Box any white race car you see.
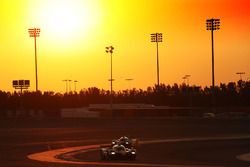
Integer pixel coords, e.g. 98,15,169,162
100,144,136,160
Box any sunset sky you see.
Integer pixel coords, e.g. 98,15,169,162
0,0,249,92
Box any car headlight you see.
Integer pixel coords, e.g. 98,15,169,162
111,152,115,155
131,151,135,154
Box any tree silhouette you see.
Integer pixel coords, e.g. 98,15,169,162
0,80,250,118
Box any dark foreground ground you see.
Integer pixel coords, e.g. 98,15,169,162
0,117,250,167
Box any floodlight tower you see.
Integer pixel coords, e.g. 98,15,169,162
206,19,220,90
62,80,68,93
28,28,40,92
236,72,245,81
74,80,78,92
183,75,191,85
151,33,163,88
105,46,114,110
68,80,72,92
125,78,133,90
206,18,220,110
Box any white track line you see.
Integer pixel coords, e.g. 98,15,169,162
28,135,250,167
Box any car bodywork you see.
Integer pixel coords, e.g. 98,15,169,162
111,136,138,148
100,144,136,160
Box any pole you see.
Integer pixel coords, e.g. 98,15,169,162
34,36,38,92
150,33,162,89
206,18,220,111
156,40,160,87
69,80,72,92
74,81,77,92
211,20,215,110
66,81,68,93
110,52,113,111
211,24,215,89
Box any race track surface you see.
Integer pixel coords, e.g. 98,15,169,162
0,118,250,167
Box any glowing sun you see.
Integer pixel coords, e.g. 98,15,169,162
37,0,101,40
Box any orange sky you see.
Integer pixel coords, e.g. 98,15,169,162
0,0,249,92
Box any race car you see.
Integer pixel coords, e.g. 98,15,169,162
100,144,136,160
111,136,138,148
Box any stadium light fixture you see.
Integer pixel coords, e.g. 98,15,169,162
151,33,163,88
28,28,41,92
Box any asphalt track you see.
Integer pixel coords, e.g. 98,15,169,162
1,118,250,167
28,135,250,167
